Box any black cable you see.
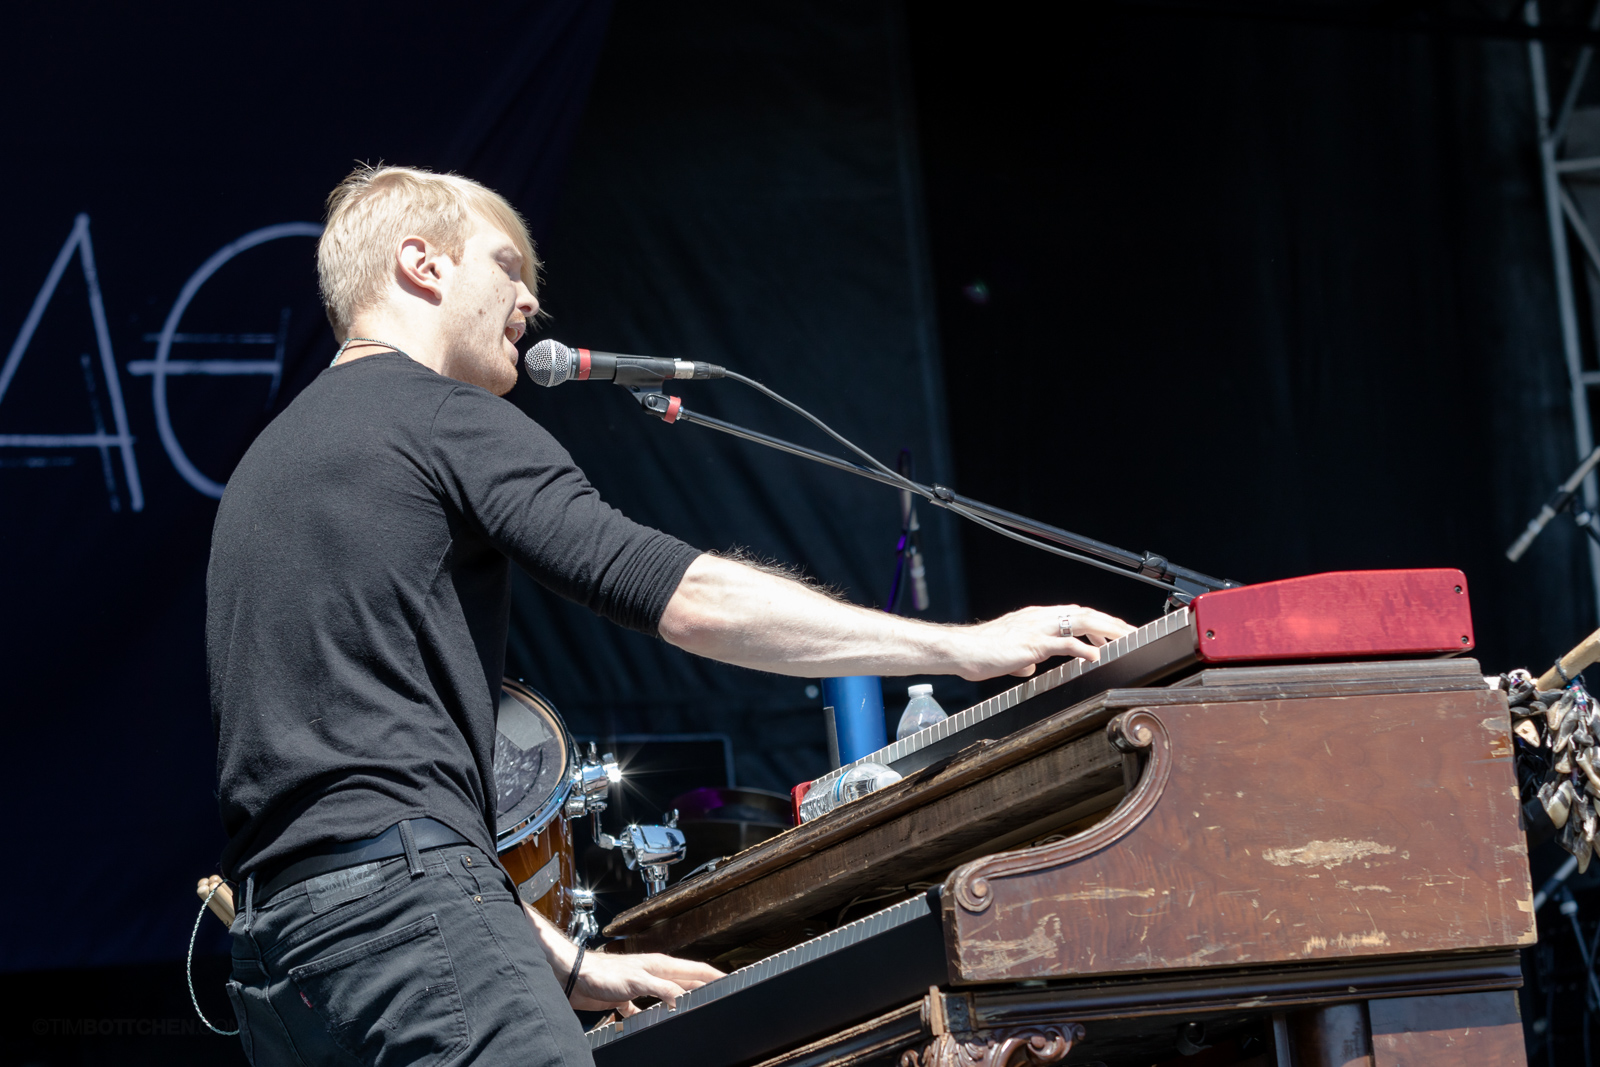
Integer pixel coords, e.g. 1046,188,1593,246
943,500,1178,591
724,370,914,490
715,373,1181,594
886,449,913,613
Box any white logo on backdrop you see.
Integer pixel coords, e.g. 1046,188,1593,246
0,214,143,511
128,222,324,498
0,216,323,509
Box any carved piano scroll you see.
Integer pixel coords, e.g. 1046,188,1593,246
943,690,1536,984
898,1024,1082,1067
951,707,1172,915
896,984,1084,1067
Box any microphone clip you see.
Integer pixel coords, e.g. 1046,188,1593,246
627,386,683,425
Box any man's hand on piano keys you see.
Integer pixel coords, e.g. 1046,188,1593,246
524,901,725,1015
565,949,726,1016
959,604,1136,680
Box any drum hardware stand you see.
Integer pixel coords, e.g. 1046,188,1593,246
567,743,621,820
568,887,600,946
621,383,1236,608
595,808,689,897
550,744,619,944
563,741,689,897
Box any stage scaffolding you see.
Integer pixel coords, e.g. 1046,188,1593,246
1526,0,1600,615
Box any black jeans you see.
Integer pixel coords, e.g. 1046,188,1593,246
227,840,593,1067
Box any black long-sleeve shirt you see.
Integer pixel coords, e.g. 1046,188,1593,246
207,353,700,878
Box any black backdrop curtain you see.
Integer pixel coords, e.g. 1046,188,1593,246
908,4,1597,681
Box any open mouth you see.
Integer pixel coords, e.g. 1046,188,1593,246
505,320,526,346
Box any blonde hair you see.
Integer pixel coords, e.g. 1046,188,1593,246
317,163,539,337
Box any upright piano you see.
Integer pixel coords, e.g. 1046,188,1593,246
588,569,1535,1067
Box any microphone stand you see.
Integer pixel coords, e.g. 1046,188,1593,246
1506,444,1600,561
620,382,1236,606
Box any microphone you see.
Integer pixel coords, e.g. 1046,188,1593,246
524,338,725,388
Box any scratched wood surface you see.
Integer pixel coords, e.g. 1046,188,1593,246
622,732,1124,956
943,689,1536,983
608,662,1488,950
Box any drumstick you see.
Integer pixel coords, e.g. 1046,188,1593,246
1538,627,1600,691
196,875,236,926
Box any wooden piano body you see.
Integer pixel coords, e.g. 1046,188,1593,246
589,571,1536,1066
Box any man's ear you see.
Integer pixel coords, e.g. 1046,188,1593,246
395,235,448,303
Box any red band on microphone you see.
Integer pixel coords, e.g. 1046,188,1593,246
663,396,682,424
577,348,592,381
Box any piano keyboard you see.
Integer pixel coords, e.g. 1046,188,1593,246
803,606,1198,807
588,890,945,1066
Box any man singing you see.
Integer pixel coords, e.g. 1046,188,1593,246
207,164,1132,1066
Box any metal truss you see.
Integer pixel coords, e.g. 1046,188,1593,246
1527,0,1600,614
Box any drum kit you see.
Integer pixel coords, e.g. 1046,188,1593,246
492,679,690,944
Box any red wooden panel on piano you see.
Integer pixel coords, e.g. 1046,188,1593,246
1192,568,1474,663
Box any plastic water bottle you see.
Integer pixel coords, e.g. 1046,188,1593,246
896,684,947,741
797,762,904,822
836,761,902,803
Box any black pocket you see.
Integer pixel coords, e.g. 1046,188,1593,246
289,914,467,1067
224,981,253,1064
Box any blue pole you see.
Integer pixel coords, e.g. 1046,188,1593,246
821,676,886,764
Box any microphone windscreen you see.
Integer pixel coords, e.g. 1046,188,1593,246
524,338,574,387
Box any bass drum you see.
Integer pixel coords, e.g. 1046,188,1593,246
493,679,577,931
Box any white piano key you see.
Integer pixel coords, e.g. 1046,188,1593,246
803,608,1192,804
588,892,935,1047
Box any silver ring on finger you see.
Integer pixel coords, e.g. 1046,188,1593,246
1058,613,1075,639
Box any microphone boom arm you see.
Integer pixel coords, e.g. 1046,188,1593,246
625,386,1235,604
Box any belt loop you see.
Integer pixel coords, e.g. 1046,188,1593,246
244,871,256,931
399,819,424,877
